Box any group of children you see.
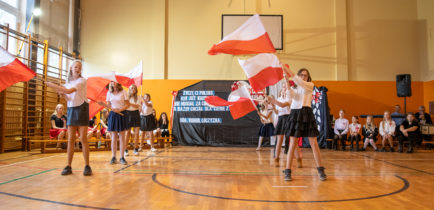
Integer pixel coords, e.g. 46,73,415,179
46,60,170,176
256,65,327,181
333,110,420,153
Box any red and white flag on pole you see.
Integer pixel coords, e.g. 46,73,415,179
205,81,257,120
238,53,283,92
116,61,143,87
0,47,36,92
87,61,143,101
208,14,276,55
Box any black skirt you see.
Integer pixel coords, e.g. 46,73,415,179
259,123,275,137
274,114,290,135
108,110,128,132
126,110,141,128
67,102,89,126
286,107,319,138
140,114,156,131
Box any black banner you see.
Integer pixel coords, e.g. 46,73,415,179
172,81,331,147
172,80,262,146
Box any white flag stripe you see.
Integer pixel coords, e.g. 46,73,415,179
87,71,117,81
118,60,143,78
0,47,15,67
238,53,281,78
220,14,266,42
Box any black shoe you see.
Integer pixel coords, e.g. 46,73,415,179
120,157,128,165
407,149,413,153
284,169,292,181
375,148,380,152
360,148,366,151
284,150,288,155
83,165,92,176
61,166,72,176
317,167,327,181
110,157,117,165
390,148,395,152
380,148,386,152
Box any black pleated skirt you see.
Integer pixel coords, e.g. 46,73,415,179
274,114,290,135
286,107,320,138
140,114,156,131
108,110,128,132
258,123,275,137
126,110,141,128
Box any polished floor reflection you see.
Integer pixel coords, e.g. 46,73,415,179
0,146,433,209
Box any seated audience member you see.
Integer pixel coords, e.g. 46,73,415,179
99,109,111,140
87,116,101,140
398,113,420,153
348,116,361,151
333,109,348,151
392,104,402,115
415,106,432,125
391,104,405,128
50,104,67,149
414,106,432,145
361,115,379,151
156,112,170,137
379,111,396,152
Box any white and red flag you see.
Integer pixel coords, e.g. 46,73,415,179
116,61,143,87
238,53,283,92
86,61,143,118
208,14,275,55
0,47,36,92
205,81,257,120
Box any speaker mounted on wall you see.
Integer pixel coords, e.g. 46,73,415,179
396,74,412,97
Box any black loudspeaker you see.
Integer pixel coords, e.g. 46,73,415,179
396,74,412,97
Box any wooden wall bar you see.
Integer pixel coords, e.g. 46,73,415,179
0,24,74,153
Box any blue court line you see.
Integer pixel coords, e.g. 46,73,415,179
152,173,410,203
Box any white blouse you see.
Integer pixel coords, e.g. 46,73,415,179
260,109,273,124
141,101,153,116
276,96,291,116
334,118,349,135
64,77,87,107
289,76,314,109
379,120,396,136
349,123,361,134
127,96,140,111
106,90,128,110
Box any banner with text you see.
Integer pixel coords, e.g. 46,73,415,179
172,80,262,146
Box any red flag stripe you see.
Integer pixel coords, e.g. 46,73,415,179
0,59,36,92
229,98,257,120
208,33,275,55
248,67,283,92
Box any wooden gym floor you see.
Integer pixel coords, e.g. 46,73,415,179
0,146,433,209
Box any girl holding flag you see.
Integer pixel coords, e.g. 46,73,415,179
268,81,303,168
125,84,141,155
278,65,326,181
46,60,92,176
140,93,157,152
98,82,130,165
